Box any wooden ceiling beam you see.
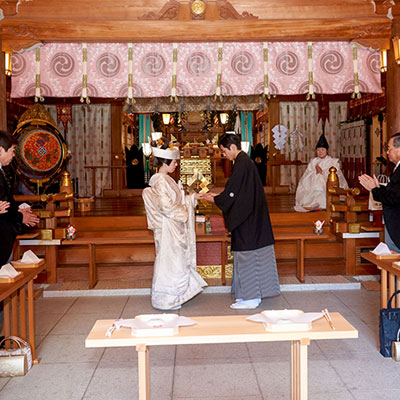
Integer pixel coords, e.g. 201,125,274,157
1,0,382,21
0,0,394,52
1,19,391,45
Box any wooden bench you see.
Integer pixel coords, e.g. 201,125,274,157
0,263,47,363
61,228,331,288
61,232,230,289
274,230,331,283
86,313,358,400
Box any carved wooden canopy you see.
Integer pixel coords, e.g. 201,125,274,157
0,0,398,52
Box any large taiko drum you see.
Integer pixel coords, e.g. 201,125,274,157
13,118,68,193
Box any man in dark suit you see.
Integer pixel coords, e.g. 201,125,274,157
359,132,400,252
0,130,39,266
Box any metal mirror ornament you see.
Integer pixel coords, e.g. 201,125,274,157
12,104,68,194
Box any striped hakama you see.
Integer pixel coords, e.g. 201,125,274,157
232,244,280,300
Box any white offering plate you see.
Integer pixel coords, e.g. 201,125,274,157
261,309,312,332
133,314,180,336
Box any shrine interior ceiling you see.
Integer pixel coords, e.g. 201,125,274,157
0,0,397,53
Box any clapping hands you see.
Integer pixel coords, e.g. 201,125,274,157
18,207,40,227
0,201,10,214
358,174,379,191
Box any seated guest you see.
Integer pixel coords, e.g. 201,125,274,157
0,130,39,266
295,133,348,211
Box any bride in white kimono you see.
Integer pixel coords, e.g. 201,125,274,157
142,138,207,310
295,133,348,211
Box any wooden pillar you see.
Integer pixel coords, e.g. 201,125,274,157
0,40,7,131
111,102,124,192
386,19,400,138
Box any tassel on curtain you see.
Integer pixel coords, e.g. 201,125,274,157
306,42,315,100
262,42,271,100
80,43,90,104
170,43,178,103
215,42,223,101
352,45,361,99
126,43,135,110
34,47,44,102
240,111,253,155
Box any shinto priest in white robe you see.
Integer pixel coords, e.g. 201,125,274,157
295,155,348,210
142,173,207,310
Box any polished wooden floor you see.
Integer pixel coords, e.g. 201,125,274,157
74,191,298,217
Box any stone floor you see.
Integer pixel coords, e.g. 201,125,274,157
1,288,399,400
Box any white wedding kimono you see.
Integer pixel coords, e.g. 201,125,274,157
295,155,348,210
142,173,207,310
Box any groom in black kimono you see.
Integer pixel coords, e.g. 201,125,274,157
202,133,280,309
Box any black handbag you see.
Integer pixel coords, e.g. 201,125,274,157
379,289,400,357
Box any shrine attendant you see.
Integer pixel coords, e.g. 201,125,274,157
295,133,348,211
202,133,280,309
142,137,207,311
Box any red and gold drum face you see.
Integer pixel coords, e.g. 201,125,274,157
13,120,67,192
19,129,62,174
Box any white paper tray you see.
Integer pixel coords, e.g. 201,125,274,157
132,314,180,337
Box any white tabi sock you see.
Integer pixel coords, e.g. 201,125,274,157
169,305,182,311
230,298,261,309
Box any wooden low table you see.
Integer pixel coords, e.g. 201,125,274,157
0,263,47,363
62,232,230,288
86,313,358,400
361,252,400,308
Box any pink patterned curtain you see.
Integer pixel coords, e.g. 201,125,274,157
46,104,112,197
278,101,347,192
11,42,381,98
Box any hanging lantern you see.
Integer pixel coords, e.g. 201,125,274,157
392,37,400,65
5,53,12,76
220,113,229,125
162,113,171,125
380,50,388,72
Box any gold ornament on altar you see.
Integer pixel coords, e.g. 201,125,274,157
180,157,211,186
191,0,205,15
187,168,210,194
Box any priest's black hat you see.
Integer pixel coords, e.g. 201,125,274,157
315,133,329,149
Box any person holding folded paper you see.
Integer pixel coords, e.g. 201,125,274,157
201,133,280,309
0,130,39,266
142,134,207,311
359,132,400,253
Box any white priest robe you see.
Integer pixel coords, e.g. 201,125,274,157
142,173,207,310
295,155,348,210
